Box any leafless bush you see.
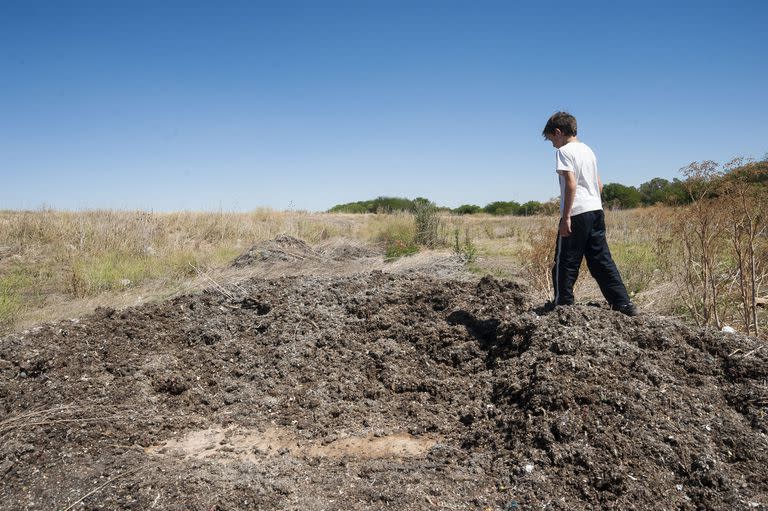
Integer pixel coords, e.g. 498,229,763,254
673,159,767,334
720,158,767,335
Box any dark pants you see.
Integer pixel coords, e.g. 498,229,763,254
551,209,631,307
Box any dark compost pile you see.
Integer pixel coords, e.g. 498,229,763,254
1,268,766,510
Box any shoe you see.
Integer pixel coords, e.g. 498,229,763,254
613,302,638,317
534,301,556,314
536,301,575,314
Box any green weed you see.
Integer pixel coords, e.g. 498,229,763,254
454,228,478,263
385,240,419,261
610,242,658,295
0,266,33,328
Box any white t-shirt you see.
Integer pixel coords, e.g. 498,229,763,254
555,141,603,216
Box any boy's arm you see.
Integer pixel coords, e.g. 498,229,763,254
560,171,577,237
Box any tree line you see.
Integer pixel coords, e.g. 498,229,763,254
328,159,767,214
328,196,557,216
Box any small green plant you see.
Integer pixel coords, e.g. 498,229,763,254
0,264,38,328
0,282,23,329
372,213,418,262
463,229,478,263
385,239,419,261
610,241,658,295
454,227,477,263
453,228,461,253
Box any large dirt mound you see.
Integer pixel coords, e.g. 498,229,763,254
1,271,766,510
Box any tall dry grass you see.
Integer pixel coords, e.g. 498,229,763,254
0,209,370,331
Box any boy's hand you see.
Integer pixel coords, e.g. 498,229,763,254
559,216,572,237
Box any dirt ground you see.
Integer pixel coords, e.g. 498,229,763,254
1,237,767,510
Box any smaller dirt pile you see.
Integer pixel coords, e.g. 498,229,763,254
231,234,322,266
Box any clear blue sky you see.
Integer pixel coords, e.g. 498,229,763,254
2,1,766,212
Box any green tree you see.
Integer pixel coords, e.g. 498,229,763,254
519,201,543,216
666,178,691,205
329,196,422,213
483,201,521,216
638,177,673,205
539,198,561,216
454,204,482,215
602,183,642,209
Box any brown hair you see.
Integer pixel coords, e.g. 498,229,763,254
542,111,577,137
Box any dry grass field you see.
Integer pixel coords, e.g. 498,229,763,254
4,205,760,337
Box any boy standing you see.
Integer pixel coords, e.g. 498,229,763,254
542,111,637,316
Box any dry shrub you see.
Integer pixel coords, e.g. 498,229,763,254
413,201,443,248
671,159,767,335
520,224,558,300
720,160,767,335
